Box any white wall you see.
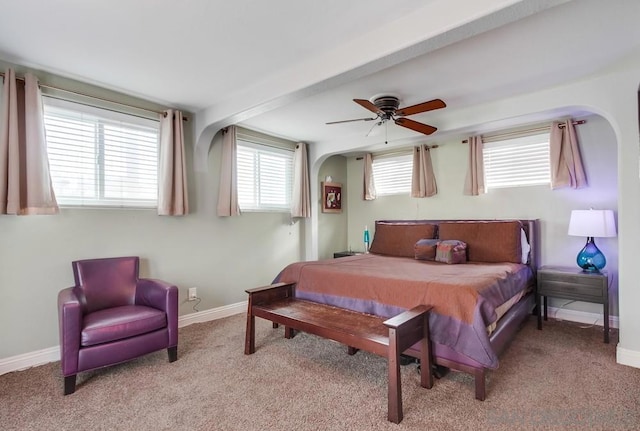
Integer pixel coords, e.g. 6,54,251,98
317,155,348,260
346,114,618,316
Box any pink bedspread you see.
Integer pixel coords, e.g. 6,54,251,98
275,254,532,368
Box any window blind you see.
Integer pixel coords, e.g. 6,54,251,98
237,140,294,211
43,98,160,207
483,133,550,189
372,153,412,196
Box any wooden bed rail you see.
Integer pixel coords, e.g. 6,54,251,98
244,282,433,424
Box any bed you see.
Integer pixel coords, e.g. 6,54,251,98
258,219,537,400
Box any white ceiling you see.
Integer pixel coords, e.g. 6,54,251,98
0,0,639,152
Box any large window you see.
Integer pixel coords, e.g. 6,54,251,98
43,98,160,208
372,153,412,196
237,139,294,212
483,132,551,190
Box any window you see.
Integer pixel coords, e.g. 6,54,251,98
237,139,294,212
43,98,160,207
372,153,412,196
483,132,550,190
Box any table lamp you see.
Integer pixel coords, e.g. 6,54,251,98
567,209,616,272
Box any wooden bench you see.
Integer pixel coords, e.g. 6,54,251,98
244,282,433,424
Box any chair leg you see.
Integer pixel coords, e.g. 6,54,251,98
64,375,76,395
168,346,178,362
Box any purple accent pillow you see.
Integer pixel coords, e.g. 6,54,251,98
435,240,467,264
414,239,440,261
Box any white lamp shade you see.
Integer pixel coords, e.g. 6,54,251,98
568,209,617,238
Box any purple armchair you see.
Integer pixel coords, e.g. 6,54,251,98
57,256,178,395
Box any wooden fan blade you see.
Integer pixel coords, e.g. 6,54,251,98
326,117,377,125
394,118,437,135
395,99,446,116
354,99,383,115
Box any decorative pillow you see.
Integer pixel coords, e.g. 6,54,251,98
435,240,467,264
369,221,437,258
438,221,522,263
414,239,440,261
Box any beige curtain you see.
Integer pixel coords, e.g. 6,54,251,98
216,125,241,216
291,142,310,218
550,120,587,189
158,109,189,215
463,135,485,196
0,69,58,215
411,145,437,197
363,153,376,200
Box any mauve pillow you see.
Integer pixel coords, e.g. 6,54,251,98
438,221,522,263
414,239,440,261
369,222,437,258
435,240,467,264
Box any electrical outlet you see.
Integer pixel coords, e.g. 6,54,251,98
188,287,197,301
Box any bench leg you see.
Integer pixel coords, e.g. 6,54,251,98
387,327,403,424
347,346,359,355
284,327,295,338
245,301,256,355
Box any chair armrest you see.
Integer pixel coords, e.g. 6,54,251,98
58,287,83,376
136,278,179,346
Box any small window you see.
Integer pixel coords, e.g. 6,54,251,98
483,133,550,190
237,140,294,212
372,153,412,196
43,98,160,208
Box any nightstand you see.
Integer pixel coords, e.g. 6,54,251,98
333,251,363,258
536,265,609,343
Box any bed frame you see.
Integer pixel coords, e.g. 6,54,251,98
244,219,538,414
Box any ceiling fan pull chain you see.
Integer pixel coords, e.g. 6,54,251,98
385,120,388,144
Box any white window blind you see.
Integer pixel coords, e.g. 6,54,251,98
372,153,412,196
43,98,159,207
483,132,550,190
237,140,294,212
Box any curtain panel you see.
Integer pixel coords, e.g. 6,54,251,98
216,125,241,216
291,142,310,218
411,145,437,198
363,153,376,200
158,109,189,215
463,135,485,196
0,69,58,215
550,120,587,189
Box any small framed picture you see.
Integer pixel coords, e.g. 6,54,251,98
321,182,342,213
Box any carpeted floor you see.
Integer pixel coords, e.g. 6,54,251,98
1,314,638,431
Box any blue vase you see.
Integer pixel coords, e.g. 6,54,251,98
576,237,606,272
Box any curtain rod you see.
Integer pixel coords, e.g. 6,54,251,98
355,144,439,160
0,71,187,121
460,119,585,143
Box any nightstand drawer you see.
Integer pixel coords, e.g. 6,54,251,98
538,272,604,288
537,279,604,301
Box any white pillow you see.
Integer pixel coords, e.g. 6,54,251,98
521,228,531,264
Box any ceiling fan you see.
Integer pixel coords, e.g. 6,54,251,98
326,95,446,137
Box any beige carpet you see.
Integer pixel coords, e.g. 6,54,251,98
1,314,638,431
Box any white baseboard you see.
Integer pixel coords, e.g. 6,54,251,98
616,346,640,368
547,306,620,328
0,346,61,376
0,300,247,376
178,300,247,328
